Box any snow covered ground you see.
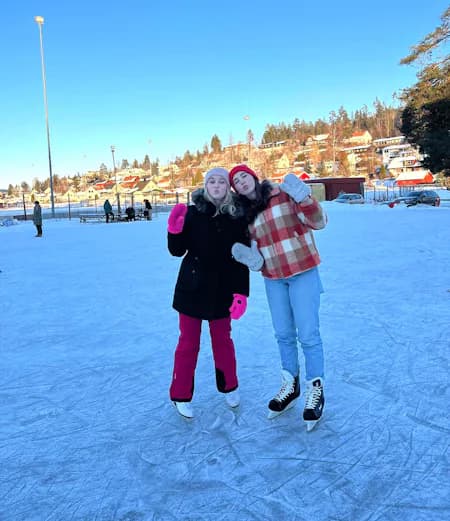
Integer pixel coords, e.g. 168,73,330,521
1,202,449,521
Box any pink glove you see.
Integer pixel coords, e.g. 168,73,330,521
229,294,247,320
168,203,188,234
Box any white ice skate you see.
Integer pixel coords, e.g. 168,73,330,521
225,389,240,408
173,401,194,419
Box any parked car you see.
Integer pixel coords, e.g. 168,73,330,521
394,190,440,207
333,193,365,204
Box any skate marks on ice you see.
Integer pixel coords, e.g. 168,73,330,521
4,367,447,520
318,294,449,517
135,399,318,520
314,376,450,521
0,360,165,521
138,392,447,521
1,210,449,520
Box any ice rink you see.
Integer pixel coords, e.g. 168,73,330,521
1,201,449,520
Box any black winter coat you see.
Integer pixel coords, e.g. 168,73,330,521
168,191,250,320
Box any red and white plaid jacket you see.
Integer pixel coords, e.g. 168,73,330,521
249,186,326,279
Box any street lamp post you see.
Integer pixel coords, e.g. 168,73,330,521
34,16,55,218
244,115,252,159
110,145,120,214
148,139,153,179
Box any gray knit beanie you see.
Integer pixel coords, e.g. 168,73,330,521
204,167,230,186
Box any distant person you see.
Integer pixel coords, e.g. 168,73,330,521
167,167,250,419
125,206,136,221
33,201,43,237
143,199,152,220
103,199,114,223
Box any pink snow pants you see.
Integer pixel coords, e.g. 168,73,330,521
169,313,238,402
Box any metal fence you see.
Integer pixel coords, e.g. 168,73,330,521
0,192,194,221
364,184,447,203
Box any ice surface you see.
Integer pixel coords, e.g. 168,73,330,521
1,202,449,520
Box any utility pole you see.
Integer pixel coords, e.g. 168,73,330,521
111,145,121,214
34,15,55,217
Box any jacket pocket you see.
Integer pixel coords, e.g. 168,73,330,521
176,258,200,292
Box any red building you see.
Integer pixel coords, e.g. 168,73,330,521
306,177,366,200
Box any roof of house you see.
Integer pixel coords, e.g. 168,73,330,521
388,156,421,169
306,134,329,142
341,145,371,152
94,180,115,191
395,170,433,182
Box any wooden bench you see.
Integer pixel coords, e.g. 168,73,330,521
79,214,105,223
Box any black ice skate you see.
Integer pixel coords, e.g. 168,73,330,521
303,377,324,431
267,370,300,419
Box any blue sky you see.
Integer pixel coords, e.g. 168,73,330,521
1,0,448,187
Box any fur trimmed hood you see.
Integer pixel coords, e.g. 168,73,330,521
236,179,275,224
191,188,216,215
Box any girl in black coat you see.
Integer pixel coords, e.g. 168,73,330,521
168,168,250,418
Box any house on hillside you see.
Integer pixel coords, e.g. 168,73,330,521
259,140,287,150
387,154,423,176
29,189,45,203
381,142,435,186
395,170,434,186
135,180,159,196
87,181,114,202
322,160,338,175
304,134,329,146
274,152,291,172
381,143,421,167
156,175,173,190
119,175,141,191
372,136,405,149
340,145,372,175
269,169,311,184
266,153,293,182
93,180,115,191
343,130,372,146
61,188,84,203
0,189,8,201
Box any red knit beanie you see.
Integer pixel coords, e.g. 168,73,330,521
229,164,259,188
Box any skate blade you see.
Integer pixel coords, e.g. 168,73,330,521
176,411,194,420
225,395,241,409
267,398,298,419
305,417,321,431
177,410,194,421
173,403,194,420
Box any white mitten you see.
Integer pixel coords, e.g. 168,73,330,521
280,173,311,203
232,240,264,271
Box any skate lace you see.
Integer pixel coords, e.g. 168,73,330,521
275,381,293,401
305,385,322,409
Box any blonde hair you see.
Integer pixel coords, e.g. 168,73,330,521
203,188,237,217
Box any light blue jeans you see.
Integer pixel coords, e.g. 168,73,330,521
264,267,324,380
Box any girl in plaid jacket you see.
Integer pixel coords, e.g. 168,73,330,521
230,164,327,431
